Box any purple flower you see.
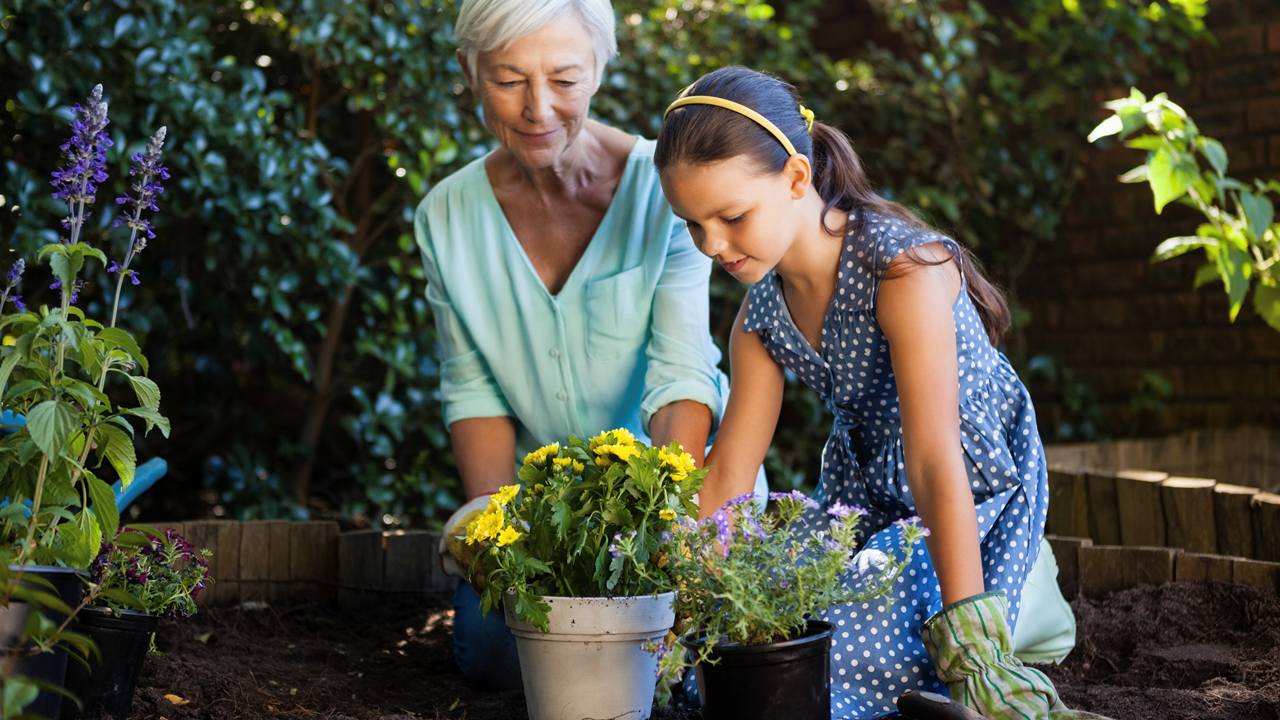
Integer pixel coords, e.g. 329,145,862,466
769,490,819,510
780,579,789,588
5,259,24,288
710,509,732,554
608,544,621,558
724,493,755,509
8,296,23,310
106,261,141,286
826,501,862,519
113,126,167,242
50,278,84,304
50,85,112,208
894,517,931,537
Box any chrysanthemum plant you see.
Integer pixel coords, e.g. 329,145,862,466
638,492,928,691
0,85,170,571
464,429,706,632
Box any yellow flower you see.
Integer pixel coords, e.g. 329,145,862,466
523,442,561,466
590,427,635,450
659,509,677,521
553,457,572,469
572,460,585,473
601,443,638,462
465,508,504,543
659,448,696,481
492,485,519,507
595,456,612,467
496,526,523,547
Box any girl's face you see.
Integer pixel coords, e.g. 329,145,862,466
660,155,809,285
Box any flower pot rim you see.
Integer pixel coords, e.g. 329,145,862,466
6,564,89,577
80,604,158,620
681,618,834,655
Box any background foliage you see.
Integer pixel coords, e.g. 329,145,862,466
0,0,1205,525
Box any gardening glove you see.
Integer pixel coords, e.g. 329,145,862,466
438,494,493,587
921,591,1113,720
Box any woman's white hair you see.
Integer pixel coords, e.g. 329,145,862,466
456,0,617,83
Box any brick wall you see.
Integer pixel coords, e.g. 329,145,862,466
1019,0,1280,436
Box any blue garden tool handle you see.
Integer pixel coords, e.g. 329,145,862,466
113,457,167,511
0,408,26,435
1,410,167,511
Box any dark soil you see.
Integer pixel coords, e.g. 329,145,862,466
123,581,1280,720
1040,582,1280,720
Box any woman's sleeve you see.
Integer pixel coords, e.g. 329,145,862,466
640,222,726,434
414,197,513,427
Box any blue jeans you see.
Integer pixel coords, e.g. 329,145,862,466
452,582,523,691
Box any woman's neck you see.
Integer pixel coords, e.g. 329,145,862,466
492,121,627,201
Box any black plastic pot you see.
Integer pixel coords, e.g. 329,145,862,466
683,620,834,720
0,565,88,720
61,606,160,720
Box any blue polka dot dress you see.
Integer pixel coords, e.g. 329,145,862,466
742,210,1050,719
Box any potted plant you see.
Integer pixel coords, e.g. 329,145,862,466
0,84,170,718
60,525,210,720
462,428,705,720
638,491,927,720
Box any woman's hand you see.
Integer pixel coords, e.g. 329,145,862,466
700,297,784,519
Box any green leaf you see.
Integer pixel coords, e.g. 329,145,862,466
1148,152,1188,213
1254,284,1280,333
123,407,170,438
84,471,119,540
1199,137,1228,175
0,348,22,396
97,422,136,489
2,674,41,717
1216,243,1252,321
95,328,149,374
1239,191,1275,241
1124,136,1165,151
47,251,84,297
127,376,161,410
1087,114,1123,142
1118,165,1149,184
3,378,47,403
1193,263,1222,290
26,400,78,460
1152,236,1214,262
60,379,106,410
53,513,100,570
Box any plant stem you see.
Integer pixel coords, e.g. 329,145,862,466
109,228,139,328
23,455,50,551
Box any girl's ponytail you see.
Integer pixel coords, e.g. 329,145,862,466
657,66,1012,347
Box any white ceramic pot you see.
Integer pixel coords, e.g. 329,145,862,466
504,591,676,720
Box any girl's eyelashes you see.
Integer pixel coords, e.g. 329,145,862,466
685,220,702,231
725,214,745,225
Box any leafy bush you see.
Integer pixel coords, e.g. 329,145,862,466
0,0,1207,523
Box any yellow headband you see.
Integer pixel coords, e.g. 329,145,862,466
663,96,811,157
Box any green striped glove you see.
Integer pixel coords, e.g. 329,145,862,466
921,591,1075,720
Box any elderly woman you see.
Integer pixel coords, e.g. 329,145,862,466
416,0,729,690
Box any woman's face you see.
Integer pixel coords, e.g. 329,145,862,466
462,13,599,171
660,155,807,285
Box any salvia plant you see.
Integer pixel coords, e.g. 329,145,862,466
640,492,926,700
1089,89,1280,332
464,429,706,631
0,84,171,570
88,527,212,625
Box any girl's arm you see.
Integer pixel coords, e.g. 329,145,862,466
877,242,986,606
699,296,785,518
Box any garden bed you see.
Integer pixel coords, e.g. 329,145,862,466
125,582,1279,720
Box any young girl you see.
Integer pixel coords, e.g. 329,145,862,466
656,66,1080,719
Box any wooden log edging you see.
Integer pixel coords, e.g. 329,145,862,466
1046,468,1279,561
1047,534,1280,600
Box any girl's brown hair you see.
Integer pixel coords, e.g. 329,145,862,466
654,66,1010,346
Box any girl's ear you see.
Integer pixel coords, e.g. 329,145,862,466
783,154,813,200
